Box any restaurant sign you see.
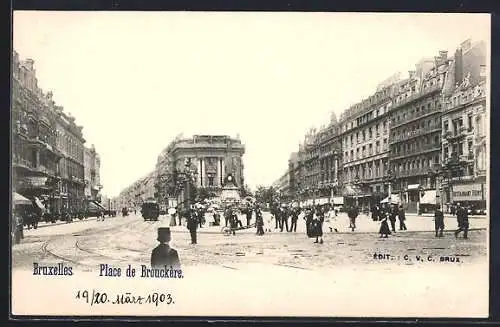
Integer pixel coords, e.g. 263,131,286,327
20,176,48,187
452,183,485,202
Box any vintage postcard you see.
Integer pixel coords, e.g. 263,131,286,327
11,11,490,318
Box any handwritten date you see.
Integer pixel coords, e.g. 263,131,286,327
75,289,174,306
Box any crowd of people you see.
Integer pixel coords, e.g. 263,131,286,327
163,199,473,246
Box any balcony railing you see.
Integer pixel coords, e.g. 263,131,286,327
12,156,34,169
444,126,469,141
393,168,431,178
390,125,441,144
391,143,441,160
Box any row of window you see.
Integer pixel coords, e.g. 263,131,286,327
344,139,388,162
390,155,440,173
343,159,389,181
343,121,389,149
391,98,441,126
391,118,441,139
391,135,441,155
342,103,390,133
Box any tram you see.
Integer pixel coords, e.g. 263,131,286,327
141,198,160,221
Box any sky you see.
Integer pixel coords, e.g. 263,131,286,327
12,12,490,197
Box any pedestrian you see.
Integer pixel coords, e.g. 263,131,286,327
224,206,232,227
187,206,198,244
347,205,358,232
245,206,252,226
272,204,280,230
326,206,339,233
290,206,299,232
151,227,181,270
398,205,407,230
434,205,444,237
388,204,397,233
255,208,264,236
311,212,324,244
454,203,469,239
280,205,290,232
378,209,391,238
265,207,273,232
305,208,314,237
371,205,379,221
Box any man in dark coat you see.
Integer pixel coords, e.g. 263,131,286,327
255,208,264,235
280,205,289,232
398,205,407,230
151,227,181,269
347,205,358,232
434,205,445,237
245,206,253,226
187,206,199,244
290,206,299,232
454,203,469,239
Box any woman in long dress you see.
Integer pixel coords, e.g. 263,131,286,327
378,209,391,238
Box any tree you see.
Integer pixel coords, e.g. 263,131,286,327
240,184,253,198
255,185,278,204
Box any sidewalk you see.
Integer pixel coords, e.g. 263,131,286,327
406,212,487,219
161,212,488,235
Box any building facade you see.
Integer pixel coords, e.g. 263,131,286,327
12,50,99,214
388,51,452,213
84,145,102,202
441,80,487,211
340,84,393,208
116,171,156,209
154,134,245,205
277,38,488,213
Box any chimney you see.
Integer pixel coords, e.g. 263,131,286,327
23,58,34,70
461,39,472,52
439,50,448,60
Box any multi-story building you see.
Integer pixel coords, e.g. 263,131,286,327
272,170,290,198
84,144,102,202
316,112,343,199
154,134,245,206
387,51,452,213
389,40,486,213
116,171,156,209
12,50,93,214
283,112,342,205
339,83,394,209
278,39,488,213
439,39,487,212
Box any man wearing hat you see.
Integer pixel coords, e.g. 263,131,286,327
187,205,199,244
151,227,181,269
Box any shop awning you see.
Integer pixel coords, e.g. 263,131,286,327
381,194,401,204
420,190,437,204
342,185,371,197
407,184,420,190
13,192,31,206
88,201,104,211
332,197,344,205
33,196,46,212
91,201,106,210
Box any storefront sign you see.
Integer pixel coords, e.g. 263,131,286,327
21,177,48,187
452,183,484,201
